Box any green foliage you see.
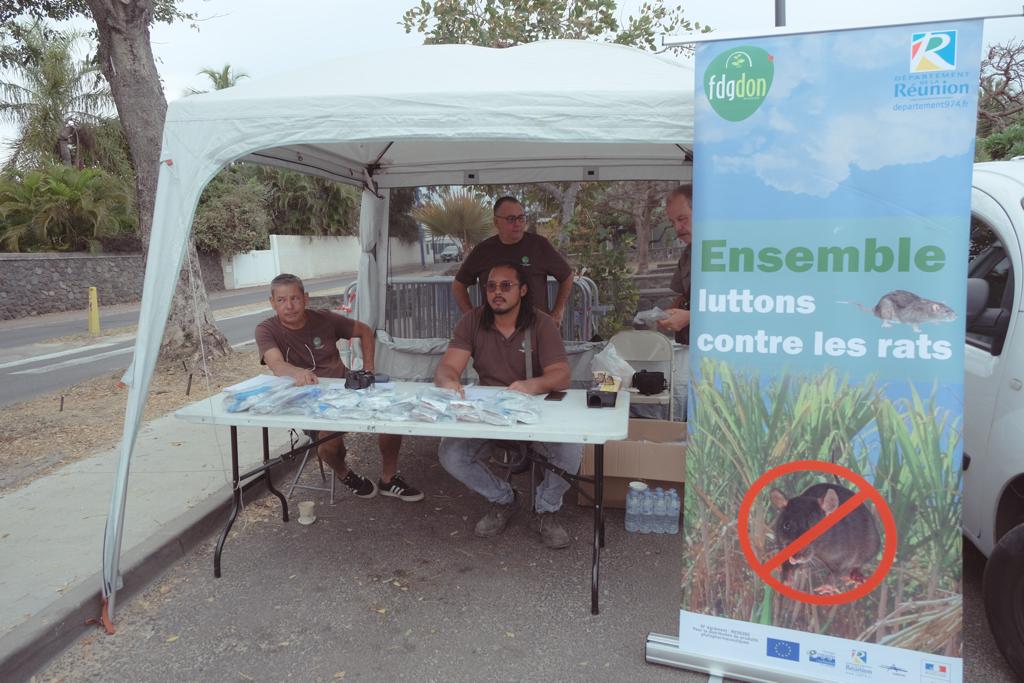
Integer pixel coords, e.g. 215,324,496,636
0,20,125,172
389,186,420,243
401,0,708,52
191,166,271,255
0,163,134,252
258,166,361,237
978,122,1024,161
185,63,249,96
0,1,195,68
411,188,492,249
566,208,637,338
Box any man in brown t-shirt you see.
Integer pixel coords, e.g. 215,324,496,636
255,273,423,502
657,185,692,344
453,196,574,326
435,262,581,549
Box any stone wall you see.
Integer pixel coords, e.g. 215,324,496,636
0,252,225,320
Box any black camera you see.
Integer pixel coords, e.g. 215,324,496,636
632,370,667,396
344,370,376,390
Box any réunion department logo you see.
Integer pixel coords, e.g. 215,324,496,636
910,30,957,72
703,46,774,122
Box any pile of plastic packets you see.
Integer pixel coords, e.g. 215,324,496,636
223,377,543,426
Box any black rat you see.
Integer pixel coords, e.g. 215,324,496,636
841,289,955,332
769,483,881,595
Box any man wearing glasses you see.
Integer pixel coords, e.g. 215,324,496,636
255,273,424,502
435,263,580,549
453,196,574,326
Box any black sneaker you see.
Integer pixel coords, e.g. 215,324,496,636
378,473,425,502
339,469,377,498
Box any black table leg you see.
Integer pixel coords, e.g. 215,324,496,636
262,427,289,522
214,426,242,579
592,443,605,615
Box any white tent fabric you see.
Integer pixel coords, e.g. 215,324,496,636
102,39,696,615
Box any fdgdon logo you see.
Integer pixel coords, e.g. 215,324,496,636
703,46,774,121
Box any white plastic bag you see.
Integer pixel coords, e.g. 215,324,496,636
591,343,635,380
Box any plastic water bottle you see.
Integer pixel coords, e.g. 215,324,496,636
639,488,654,534
653,489,667,533
667,488,681,534
625,481,647,533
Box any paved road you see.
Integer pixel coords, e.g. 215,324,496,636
35,441,1019,682
0,274,360,408
0,273,358,350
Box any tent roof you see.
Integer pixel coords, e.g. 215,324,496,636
165,40,696,188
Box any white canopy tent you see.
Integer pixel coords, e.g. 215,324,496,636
101,39,696,617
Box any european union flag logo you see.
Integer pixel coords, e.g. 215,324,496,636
766,638,800,662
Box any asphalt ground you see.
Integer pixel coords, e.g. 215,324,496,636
34,433,1021,683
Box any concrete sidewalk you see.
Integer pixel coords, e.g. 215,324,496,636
0,406,296,677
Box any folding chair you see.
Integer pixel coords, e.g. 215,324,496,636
608,329,675,420
286,429,337,504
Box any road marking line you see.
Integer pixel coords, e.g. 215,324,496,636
11,347,133,374
0,340,123,370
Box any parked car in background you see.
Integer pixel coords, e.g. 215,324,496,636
439,245,462,262
964,159,1024,678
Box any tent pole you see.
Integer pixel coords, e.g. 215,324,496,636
775,0,786,27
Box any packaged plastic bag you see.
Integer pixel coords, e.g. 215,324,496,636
633,306,668,330
250,385,322,415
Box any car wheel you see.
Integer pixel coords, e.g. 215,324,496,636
983,521,1024,679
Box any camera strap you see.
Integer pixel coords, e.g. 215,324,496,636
523,325,533,381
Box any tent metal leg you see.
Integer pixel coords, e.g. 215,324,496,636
214,426,242,579
261,427,289,522
591,443,604,615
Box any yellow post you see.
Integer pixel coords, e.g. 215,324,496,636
88,286,101,336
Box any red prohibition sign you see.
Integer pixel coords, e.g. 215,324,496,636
737,460,898,606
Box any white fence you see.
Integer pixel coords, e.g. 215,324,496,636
222,235,422,290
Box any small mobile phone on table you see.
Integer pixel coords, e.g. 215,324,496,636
544,391,567,401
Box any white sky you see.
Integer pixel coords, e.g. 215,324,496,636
147,0,1024,100
4,0,1024,157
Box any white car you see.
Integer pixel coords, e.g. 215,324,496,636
438,245,462,262
965,160,1024,678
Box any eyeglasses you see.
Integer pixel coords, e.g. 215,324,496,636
485,280,519,293
495,214,527,224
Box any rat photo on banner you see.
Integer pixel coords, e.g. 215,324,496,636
679,21,981,683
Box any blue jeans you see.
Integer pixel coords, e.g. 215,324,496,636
438,438,583,513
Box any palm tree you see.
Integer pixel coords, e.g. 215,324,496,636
186,64,249,95
0,21,117,170
411,189,492,251
0,164,134,252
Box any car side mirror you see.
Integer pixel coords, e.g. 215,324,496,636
966,277,990,326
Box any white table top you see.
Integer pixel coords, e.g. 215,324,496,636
175,380,630,445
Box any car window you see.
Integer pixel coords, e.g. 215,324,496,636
968,216,1014,354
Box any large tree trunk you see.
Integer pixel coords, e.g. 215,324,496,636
86,0,229,365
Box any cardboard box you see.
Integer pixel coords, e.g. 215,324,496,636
577,419,686,508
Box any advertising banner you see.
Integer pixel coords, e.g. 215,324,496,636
680,21,981,682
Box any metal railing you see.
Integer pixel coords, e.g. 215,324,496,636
344,276,607,342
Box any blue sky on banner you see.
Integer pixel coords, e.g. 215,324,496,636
695,23,982,221
690,23,980,385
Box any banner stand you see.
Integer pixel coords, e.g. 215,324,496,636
646,633,825,683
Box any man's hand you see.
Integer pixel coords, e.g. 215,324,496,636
507,379,538,395
657,308,691,333
437,377,465,398
550,308,564,327
290,368,319,386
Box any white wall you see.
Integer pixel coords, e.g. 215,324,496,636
222,249,275,289
222,235,422,290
